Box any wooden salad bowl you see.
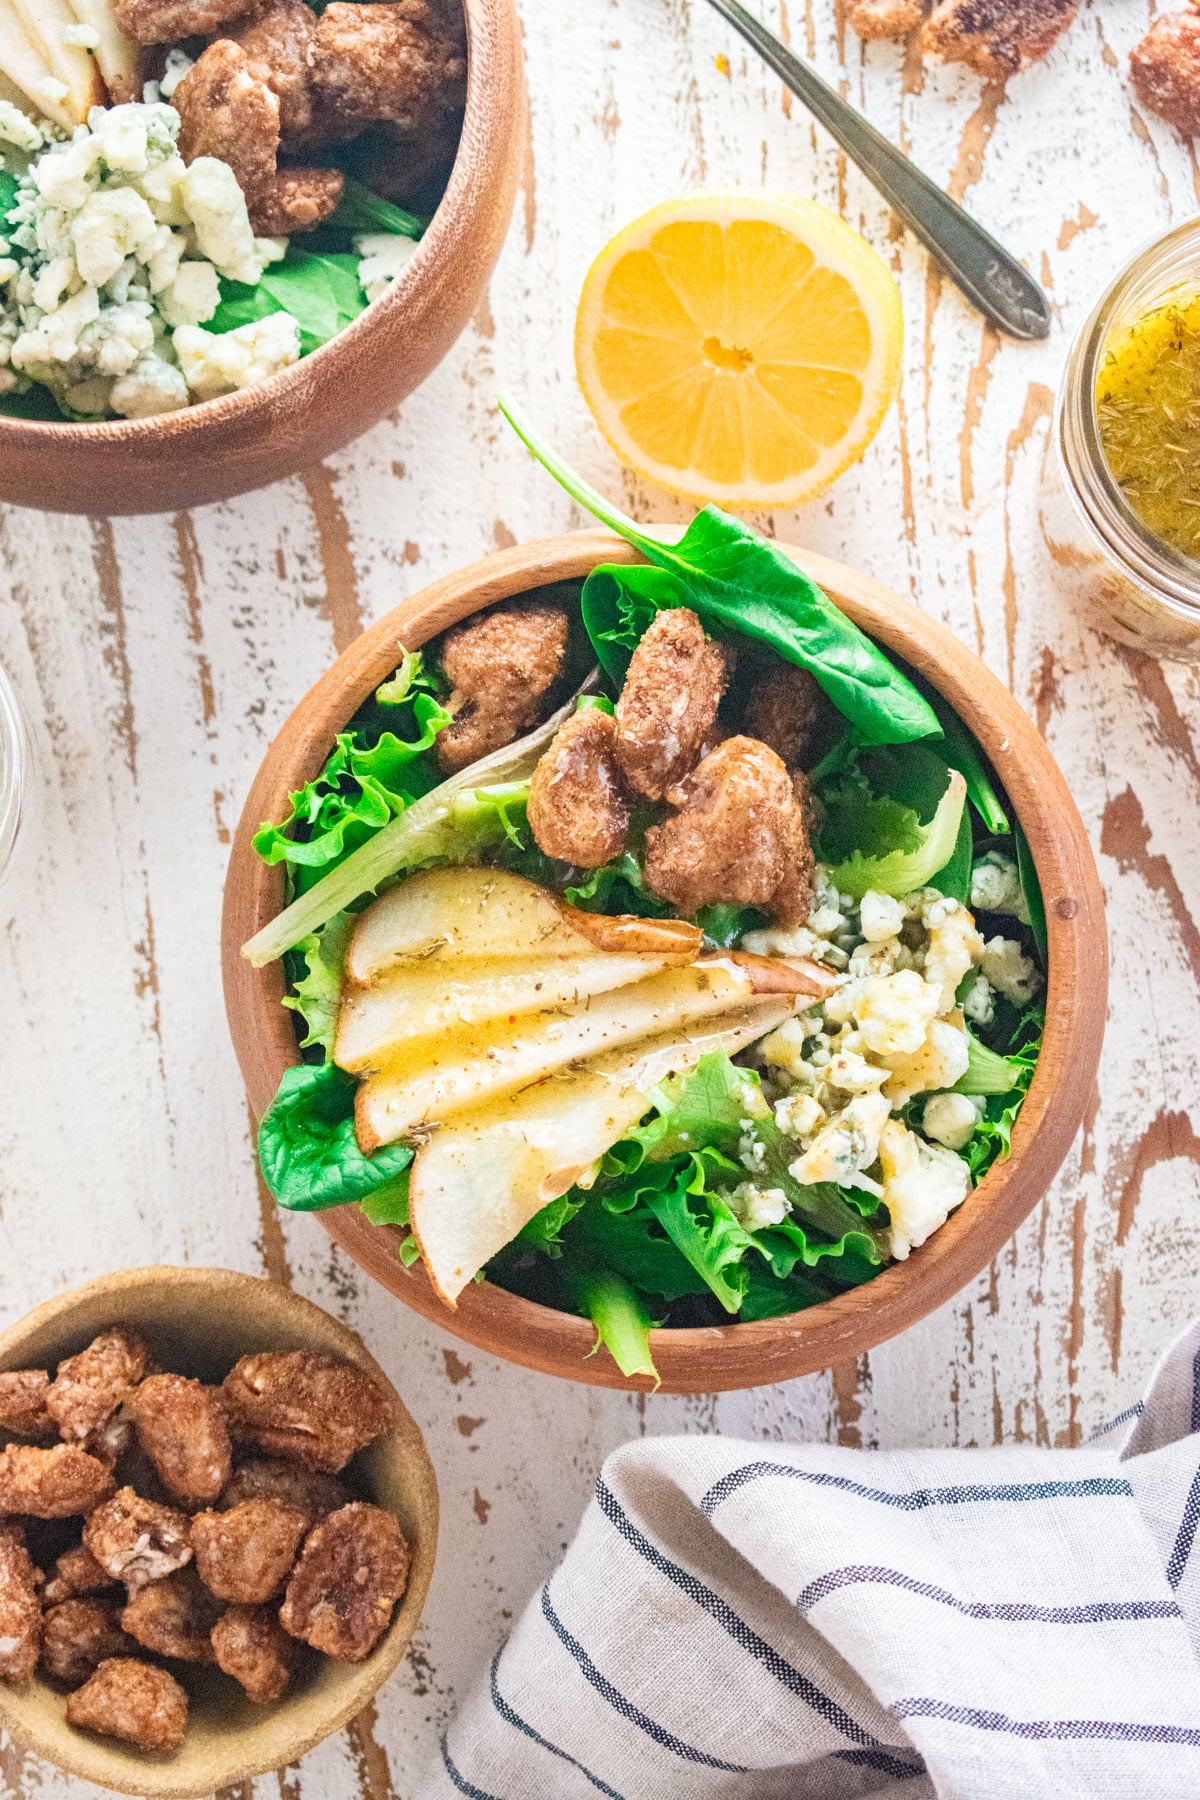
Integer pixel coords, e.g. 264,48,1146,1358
0,1266,438,1797
222,531,1108,1395
0,0,524,515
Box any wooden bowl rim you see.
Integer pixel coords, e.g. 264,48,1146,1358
0,0,514,448
221,529,1108,1395
0,1264,439,1797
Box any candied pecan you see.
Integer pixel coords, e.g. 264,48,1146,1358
0,1444,115,1519
249,165,345,236
131,1374,232,1508
122,1566,219,1663
46,1328,148,1449
280,1503,409,1662
211,1603,297,1702
435,601,570,776
1131,11,1200,137
313,0,467,135
0,1530,42,1683
40,1598,131,1687
218,1457,350,1524
740,662,839,770
613,608,733,800
84,1488,192,1591
847,0,927,37
66,1657,188,1750
231,0,319,139
112,0,266,44
44,1544,118,1605
190,1499,307,1603
527,707,631,867
222,1352,393,1473
175,40,281,202
0,1369,56,1440
643,735,814,925
920,0,1079,79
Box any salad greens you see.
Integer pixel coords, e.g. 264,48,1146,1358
250,417,1047,1380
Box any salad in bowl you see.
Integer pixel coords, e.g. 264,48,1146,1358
233,403,1064,1389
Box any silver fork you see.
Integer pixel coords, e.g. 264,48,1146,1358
701,0,1051,341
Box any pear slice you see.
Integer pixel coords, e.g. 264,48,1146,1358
64,0,138,101
0,6,70,129
355,958,774,1151
408,1000,799,1304
344,867,701,985
11,0,103,122
335,951,690,1074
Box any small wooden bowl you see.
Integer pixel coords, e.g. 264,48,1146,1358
0,0,524,514
222,531,1108,1395
0,1266,438,1798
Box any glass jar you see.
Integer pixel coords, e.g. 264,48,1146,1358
1041,218,1200,660
0,662,34,896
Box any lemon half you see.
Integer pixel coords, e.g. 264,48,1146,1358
575,191,904,509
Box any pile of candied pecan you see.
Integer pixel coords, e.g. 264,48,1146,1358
0,1327,408,1752
120,0,467,235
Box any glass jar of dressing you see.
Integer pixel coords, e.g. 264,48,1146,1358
1041,219,1200,659
0,663,34,896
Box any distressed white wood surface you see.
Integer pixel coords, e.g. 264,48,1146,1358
3,2,1200,1793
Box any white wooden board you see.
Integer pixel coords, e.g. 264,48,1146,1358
3,2,1200,1793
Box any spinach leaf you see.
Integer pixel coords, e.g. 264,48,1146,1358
211,251,366,355
1015,823,1048,963
0,169,19,223
331,176,427,239
926,689,1009,834
359,1167,411,1225
501,397,939,746
258,1062,413,1210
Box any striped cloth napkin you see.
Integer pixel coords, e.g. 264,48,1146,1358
423,1321,1200,1799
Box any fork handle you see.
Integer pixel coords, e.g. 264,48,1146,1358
703,0,1051,341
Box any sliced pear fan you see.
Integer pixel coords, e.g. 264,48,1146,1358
408,1002,800,1305
355,959,774,1150
335,951,694,1074
343,867,701,985
10,0,103,122
0,7,71,130
65,0,138,100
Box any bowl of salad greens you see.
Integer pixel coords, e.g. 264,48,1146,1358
0,0,524,513
222,403,1107,1394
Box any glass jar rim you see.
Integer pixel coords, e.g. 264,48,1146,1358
1060,216,1200,617
0,663,30,875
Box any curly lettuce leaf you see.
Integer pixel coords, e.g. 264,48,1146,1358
616,1053,889,1257
252,692,451,893
258,1062,413,1210
820,764,967,901
952,1029,1031,1096
963,1010,1042,1179
500,397,938,745
281,910,354,1051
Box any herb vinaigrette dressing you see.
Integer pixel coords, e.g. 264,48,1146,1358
1096,291,1200,561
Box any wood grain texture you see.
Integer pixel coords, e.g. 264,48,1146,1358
221,530,1106,1393
1,0,1198,1790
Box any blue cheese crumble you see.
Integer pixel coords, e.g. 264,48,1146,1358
0,102,300,417
744,874,1043,1261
